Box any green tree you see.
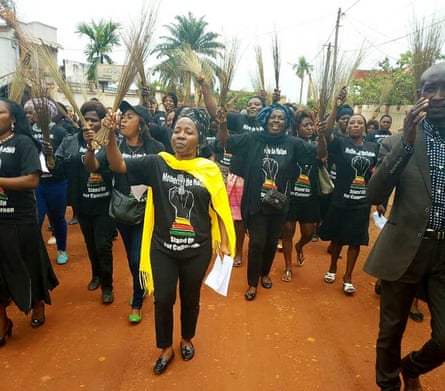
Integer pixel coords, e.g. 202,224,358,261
349,56,415,106
291,56,313,106
76,19,121,82
152,12,224,103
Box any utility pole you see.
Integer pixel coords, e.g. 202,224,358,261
320,43,332,119
331,7,342,84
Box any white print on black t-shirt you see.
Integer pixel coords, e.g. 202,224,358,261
292,162,313,198
0,148,14,213
0,188,13,213
162,173,204,252
344,155,372,200
241,124,263,133
82,172,110,199
162,172,203,187
260,157,279,198
344,147,376,157
264,145,288,156
0,145,15,154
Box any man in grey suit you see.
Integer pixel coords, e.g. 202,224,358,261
365,62,445,391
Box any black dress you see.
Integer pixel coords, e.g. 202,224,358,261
318,137,378,246
0,134,58,313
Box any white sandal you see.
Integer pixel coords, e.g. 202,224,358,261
323,272,336,283
343,282,356,295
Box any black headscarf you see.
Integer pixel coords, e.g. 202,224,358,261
336,104,354,122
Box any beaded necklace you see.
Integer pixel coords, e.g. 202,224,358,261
0,133,14,145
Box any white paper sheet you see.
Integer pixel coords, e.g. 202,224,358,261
39,152,50,173
130,185,148,201
373,211,387,230
204,254,234,296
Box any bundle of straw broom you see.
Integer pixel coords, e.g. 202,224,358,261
92,4,157,148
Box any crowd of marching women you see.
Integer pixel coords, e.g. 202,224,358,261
2,61,445,390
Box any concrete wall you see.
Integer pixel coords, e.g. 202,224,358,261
355,104,410,133
0,28,19,84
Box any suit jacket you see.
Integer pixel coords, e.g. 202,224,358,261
364,126,432,281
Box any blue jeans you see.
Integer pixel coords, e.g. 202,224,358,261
115,221,144,309
35,180,68,251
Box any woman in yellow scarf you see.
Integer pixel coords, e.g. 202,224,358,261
103,106,235,375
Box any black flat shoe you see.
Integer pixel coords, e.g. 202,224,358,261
409,311,424,322
0,319,13,346
31,302,45,328
88,277,101,291
153,351,175,375
245,288,257,301
31,317,45,328
102,289,114,304
261,277,272,289
180,342,195,361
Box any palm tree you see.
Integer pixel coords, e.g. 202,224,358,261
152,12,224,103
292,56,313,106
76,19,121,83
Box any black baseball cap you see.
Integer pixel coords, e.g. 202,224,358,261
119,100,152,125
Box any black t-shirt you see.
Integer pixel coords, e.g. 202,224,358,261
31,122,68,182
365,129,392,146
54,132,112,214
78,145,113,215
149,123,173,154
0,134,41,224
289,139,318,201
327,128,349,183
214,112,264,177
329,137,378,208
126,155,212,257
107,138,165,196
226,132,305,217
152,111,166,126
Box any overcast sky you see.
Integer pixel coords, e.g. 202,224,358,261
13,0,445,102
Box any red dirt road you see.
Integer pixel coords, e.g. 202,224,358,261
2,207,444,390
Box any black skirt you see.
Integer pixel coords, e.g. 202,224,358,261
318,204,371,246
286,198,321,224
0,222,59,313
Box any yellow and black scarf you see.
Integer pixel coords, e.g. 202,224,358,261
139,152,236,294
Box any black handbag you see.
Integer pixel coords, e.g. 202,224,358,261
109,188,146,225
261,188,288,211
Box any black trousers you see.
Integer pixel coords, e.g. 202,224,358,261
245,211,286,287
78,212,115,291
376,238,445,390
151,245,212,349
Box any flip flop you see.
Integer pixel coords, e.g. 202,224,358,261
281,269,292,282
343,282,356,295
296,246,305,266
323,272,336,283
233,258,242,267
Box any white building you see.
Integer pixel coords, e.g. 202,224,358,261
0,16,60,98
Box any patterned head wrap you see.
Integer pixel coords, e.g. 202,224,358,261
175,106,210,143
256,104,294,133
24,98,58,121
